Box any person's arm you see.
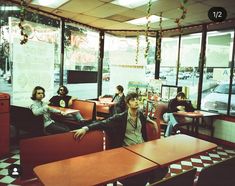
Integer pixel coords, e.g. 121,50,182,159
147,116,159,134
30,103,48,116
168,99,179,112
48,106,66,115
72,113,123,140
68,96,77,107
184,100,195,112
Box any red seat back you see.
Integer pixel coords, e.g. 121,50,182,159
146,121,161,140
71,99,96,120
20,131,105,180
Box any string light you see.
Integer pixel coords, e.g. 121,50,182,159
135,33,139,64
145,0,152,58
156,12,163,61
18,0,28,44
175,0,188,34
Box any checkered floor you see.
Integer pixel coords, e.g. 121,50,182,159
0,142,235,186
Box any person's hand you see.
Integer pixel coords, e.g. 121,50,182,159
72,128,87,140
60,111,67,116
177,106,185,111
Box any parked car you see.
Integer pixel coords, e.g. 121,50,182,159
201,83,235,114
178,72,188,80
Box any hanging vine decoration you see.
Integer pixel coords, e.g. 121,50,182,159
156,12,163,61
144,0,152,58
135,33,139,64
18,0,28,44
175,0,188,34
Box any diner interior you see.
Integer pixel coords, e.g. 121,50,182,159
0,0,235,185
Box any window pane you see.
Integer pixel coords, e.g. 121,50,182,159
178,33,202,107
160,37,178,85
102,34,155,96
1,14,60,107
201,30,234,115
64,23,99,99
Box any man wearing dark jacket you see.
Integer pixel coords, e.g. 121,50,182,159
73,92,168,186
164,92,195,137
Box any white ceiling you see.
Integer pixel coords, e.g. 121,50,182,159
8,0,235,36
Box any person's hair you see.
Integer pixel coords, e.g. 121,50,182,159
57,85,68,95
176,92,186,99
125,92,138,103
31,86,45,100
116,85,124,93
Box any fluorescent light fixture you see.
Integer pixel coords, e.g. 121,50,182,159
127,15,167,25
0,6,20,11
111,0,158,8
31,0,69,8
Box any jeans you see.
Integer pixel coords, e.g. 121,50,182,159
163,113,178,137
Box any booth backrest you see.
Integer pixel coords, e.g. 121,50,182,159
152,168,196,186
10,106,44,137
71,99,96,121
155,102,168,127
20,130,105,180
196,156,235,186
146,121,161,140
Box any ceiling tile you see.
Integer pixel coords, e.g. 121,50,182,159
72,14,99,24
85,3,129,18
59,0,105,14
89,18,120,28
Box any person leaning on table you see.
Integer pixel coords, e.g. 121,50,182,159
163,92,195,137
72,92,168,186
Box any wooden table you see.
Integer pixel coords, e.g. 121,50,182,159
49,106,79,115
174,111,219,136
34,147,158,186
125,134,217,167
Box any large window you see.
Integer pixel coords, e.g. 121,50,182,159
63,23,99,99
0,7,60,106
201,30,234,115
102,34,156,96
160,37,179,85
178,33,202,106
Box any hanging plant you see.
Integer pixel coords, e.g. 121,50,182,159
145,0,152,58
175,0,188,34
156,12,163,61
18,0,28,44
135,33,139,64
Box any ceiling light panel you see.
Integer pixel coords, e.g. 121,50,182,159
31,0,69,8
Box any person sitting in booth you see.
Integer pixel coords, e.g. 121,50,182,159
72,92,168,186
111,85,126,114
49,85,85,123
30,86,70,134
163,92,195,137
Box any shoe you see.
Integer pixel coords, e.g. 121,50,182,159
176,130,181,134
